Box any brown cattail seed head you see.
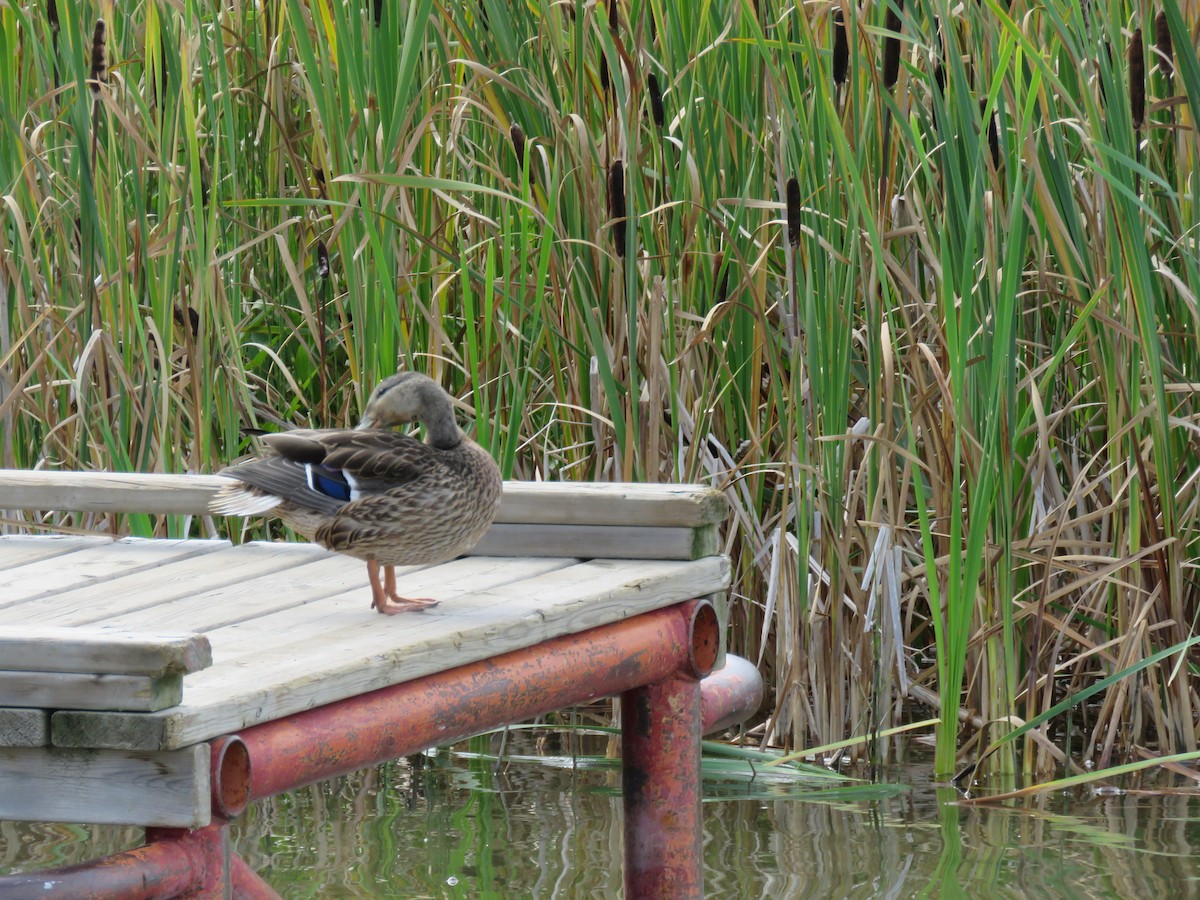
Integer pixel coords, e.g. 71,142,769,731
832,8,849,86
648,73,665,128
712,252,730,306
1155,11,1173,80
980,100,1000,168
1129,27,1145,130
89,19,107,94
316,240,330,280
785,177,802,247
932,16,945,94
608,160,627,256
608,0,618,32
510,123,526,169
883,3,902,90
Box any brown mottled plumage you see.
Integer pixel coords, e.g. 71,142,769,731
210,373,502,614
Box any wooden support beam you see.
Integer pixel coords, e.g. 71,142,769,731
0,708,48,746
0,744,210,827
0,626,212,676
0,470,729,527
0,671,183,712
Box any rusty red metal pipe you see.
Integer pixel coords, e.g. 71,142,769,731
622,671,704,898
700,653,763,735
0,824,228,900
237,600,713,801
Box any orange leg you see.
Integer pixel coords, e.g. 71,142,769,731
368,561,439,615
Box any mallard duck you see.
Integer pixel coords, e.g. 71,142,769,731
210,372,503,614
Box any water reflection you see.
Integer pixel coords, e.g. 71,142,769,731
4,735,1200,898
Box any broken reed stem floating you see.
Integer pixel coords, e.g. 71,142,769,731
1129,27,1145,131
1155,11,1173,82
510,123,526,170
608,160,627,257
883,2,902,91
832,8,848,87
648,73,665,129
786,177,801,247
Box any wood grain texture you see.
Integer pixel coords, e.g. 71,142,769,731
0,470,728,526
472,523,715,560
0,542,335,628
0,708,48,746
52,554,731,751
0,672,183,711
0,537,226,608
0,744,209,827
0,534,111,569
0,627,211,675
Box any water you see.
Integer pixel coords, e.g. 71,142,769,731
4,734,1200,898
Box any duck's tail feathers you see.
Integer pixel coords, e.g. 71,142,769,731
209,480,285,516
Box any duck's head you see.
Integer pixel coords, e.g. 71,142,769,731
358,372,464,449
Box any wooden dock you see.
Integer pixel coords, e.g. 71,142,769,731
0,471,747,898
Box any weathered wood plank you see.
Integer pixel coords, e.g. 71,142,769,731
194,556,577,664
0,744,209,827
0,542,335,627
0,534,112,569
0,627,211,676
0,538,226,607
52,555,730,750
82,553,372,633
0,708,48,746
0,470,728,526
0,672,183,711
472,523,717,560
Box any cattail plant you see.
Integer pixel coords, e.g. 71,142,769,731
89,20,107,174
89,19,107,95
607,160,627,256
883,2,902,91
786,177,802,247
782,176,802,347
932,16,945,95
980,100,1000,169
1155,11,1173,82
647,73,665,129
1129,27,1145,131
832,7,849,87
510,123,527,170
47,0,60,88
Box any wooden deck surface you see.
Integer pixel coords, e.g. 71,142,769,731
0,535,729,753
0,474,731,828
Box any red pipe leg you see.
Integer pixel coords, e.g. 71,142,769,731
230,854,280,899
0,824,227,900
622,671,703,899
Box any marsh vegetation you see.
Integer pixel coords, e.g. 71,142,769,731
3,0,1200,786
